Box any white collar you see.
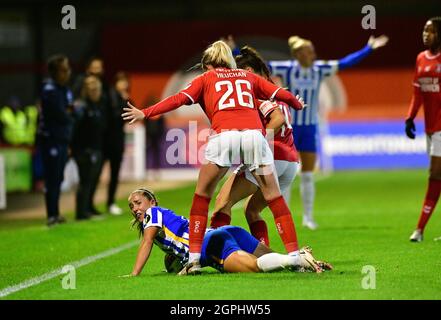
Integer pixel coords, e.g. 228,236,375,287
424,50,441,60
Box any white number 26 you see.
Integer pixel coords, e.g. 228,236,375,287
215,80,254,110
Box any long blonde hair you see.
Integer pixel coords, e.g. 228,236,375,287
201,40,237,70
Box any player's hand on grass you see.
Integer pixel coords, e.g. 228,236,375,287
122,101,145,124
368,35,389,50
405,118,416,139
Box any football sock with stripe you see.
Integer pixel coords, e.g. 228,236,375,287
417,178,441,232
267,195,299,253
189,193,210,263
249,220,270,246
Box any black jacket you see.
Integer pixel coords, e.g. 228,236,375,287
37,79,75,144
70,97,107,155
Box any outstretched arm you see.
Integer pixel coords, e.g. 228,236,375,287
338,35,389,71
122,93,191,124
274,89,306,111
131,227,160,276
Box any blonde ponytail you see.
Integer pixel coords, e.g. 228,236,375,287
288,35,312,53
201,40,237,70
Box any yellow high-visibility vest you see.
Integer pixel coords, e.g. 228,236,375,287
0,106,27,145
24,105,38,145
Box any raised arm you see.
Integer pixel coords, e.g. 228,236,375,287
131,226,159,276
338,35,389,71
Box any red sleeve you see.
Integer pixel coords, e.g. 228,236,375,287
180,73,205,104
142,73,205,119
274,88,303,110
406,86,423,120
142,93,191,118
406,56,423,120
252,73,280,100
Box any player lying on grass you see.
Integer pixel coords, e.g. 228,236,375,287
123,188,332,276
122,40,306,275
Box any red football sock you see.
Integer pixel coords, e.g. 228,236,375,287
189,193,211,255
249,220,270,246
210,211,231,228
267,195,299,253
417,179,441,232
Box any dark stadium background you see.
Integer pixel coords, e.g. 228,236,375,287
0,0,438,105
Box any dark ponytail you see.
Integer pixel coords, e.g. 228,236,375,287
429,17,441,50
235,46,272,82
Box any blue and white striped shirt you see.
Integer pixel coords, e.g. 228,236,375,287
142,206,190,264
268,44,374,127
268,59,338,126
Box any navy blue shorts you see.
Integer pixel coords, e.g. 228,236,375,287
292,124,318,153
200,226,259,272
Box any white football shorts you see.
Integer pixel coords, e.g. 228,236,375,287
427,131,441,157
205,130,274,170
234,160,300,204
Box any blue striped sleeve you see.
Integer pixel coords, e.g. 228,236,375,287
143,207,163,229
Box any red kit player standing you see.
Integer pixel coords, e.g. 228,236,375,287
122,41,309,273
406,17,441,242
211,46,301,246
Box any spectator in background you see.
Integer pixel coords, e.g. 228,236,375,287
100,71,130,215
71,75,107,220
37,54,74,226
72,57,109,99
0,97,28,146
73,56,124,215
144,97,165,181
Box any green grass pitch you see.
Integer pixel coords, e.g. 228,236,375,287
1,169,441,300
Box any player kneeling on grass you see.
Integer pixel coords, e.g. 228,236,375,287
122,188,332,276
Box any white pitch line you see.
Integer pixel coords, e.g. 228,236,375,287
0,240,139,298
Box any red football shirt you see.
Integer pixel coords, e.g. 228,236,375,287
142,68,303,133
407,50,441,134
181,68,283,133
260,100,299,162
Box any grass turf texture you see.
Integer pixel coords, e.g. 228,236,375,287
1,169,441,300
